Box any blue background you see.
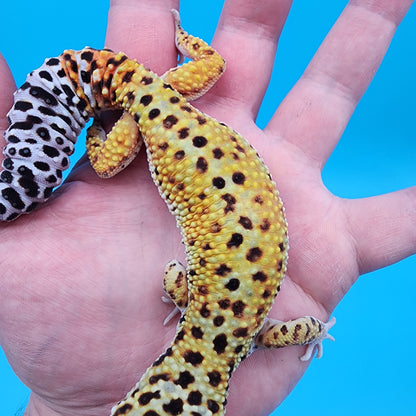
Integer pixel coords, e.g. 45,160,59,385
0,1,415,415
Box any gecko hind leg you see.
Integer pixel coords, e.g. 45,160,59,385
86,111,143,178
162,260,189,325
255,316,336,361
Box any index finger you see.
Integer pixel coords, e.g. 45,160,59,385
105,0,179,74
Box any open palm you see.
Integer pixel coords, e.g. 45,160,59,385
0,1,414,416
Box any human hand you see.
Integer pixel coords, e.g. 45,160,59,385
0,1,414,416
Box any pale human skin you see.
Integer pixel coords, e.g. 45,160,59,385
0,0,415,415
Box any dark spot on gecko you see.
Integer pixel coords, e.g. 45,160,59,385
191,326,204,339
279,242,285,252
17,166,34,179
141,76,153,85
149,108,161,120
121,70,135,84
277,260,283,272
178,127,189,139
226,233,243,248
181,105,192,113
57,68,66,78
188,391,202,406
51,123,67,136
175,371,195,388
233,327,248,338
174,150,185,160
292,324,302,342
198,193,206,200
46,57,60,66
42,145,60,158
234,345,244,354
218,299,231,310
239,216,253,229
149,374,169,385
246,247,263,262
213,334,228,354
207,400,220,414
170,96,180,104
14,101,33,111
184,351,204,366
140,94,153,106
6,135,19,143
196,115,206,125
252,271,268,282
232,300,246,317
225,278,240,291
143,412,159,416
212,148,224,159
212,177,225,189
254,195,264,205
80,50,94,61
163,83,174,91
196,157,208,173
215,264,231,276
192,136,208,148
210,222,222,233
198,285,208,295
200,302,210,318
232,172,246,185
175,330,185,343
0,172,12,183
113,403,133,415
19,177,39,198
259,218,271,231
163,115,178,129
305,323,311,339
280,325,288,335
139,391,161,405
222,193,236,213
10,116,42,131
163,398,184,415
213,316,225,327
152,347,173,366
208,371,222,387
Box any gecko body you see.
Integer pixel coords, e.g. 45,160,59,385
2,11,334,416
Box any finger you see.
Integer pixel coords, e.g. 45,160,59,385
106,0,179,74
345,186,416,274
266,0,413,165
203,0,292,119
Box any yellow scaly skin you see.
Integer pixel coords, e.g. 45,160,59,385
83,10,334,416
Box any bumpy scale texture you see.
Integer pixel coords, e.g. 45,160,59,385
2,10,334,416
